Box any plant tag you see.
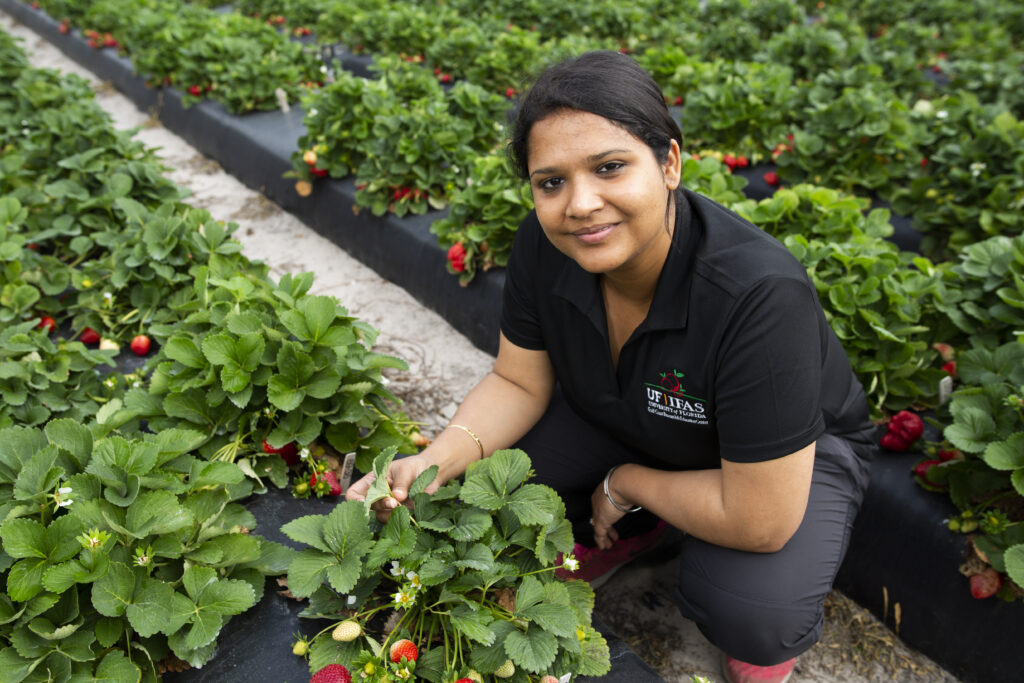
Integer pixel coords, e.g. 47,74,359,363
338,451,356,494
939,375,953,405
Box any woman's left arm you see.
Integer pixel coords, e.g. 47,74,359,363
590,443,815,553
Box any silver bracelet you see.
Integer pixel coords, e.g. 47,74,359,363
603,465,642,513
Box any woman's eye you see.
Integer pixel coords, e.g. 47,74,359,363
598,161,625,174
538,177,563,191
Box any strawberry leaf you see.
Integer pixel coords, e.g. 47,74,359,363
505,624,558,673
91,562,135,618
450,603,496,646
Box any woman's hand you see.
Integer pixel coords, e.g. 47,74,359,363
346,453,441,523
589,476,628,550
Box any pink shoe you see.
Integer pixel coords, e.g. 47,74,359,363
721,653,795,683
555,520,668,586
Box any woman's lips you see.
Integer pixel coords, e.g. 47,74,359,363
572,222,617,244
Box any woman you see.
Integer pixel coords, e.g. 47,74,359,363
348,51,876,683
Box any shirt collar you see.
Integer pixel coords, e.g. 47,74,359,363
551,190,699,337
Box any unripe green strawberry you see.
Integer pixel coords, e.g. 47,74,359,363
332,620,361,642
292,639,309,656
494,660,515,678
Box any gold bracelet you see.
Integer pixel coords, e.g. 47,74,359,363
447,424,484,460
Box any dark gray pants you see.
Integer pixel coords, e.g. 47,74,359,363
515,390,874,666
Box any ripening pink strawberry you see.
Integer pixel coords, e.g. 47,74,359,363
763,171,780,186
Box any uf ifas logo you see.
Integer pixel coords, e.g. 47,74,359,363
644,370,709,425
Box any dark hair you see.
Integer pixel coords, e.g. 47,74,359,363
507,50,682,180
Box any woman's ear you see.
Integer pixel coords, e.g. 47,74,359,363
663,139,682,191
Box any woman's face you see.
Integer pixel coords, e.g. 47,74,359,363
526,109,681,279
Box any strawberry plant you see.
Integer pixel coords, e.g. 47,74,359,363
891,104,1024,259
946,234,1024,348
776,64,927,193
430,151,533,286
781,233,953,416
138,267,416,477
923,341,1024,600
0,420,296,676
283,449,610,682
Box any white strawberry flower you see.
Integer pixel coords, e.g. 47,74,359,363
57,499,73,508
299,447,310,460
405,571,421,590
58,486,72,495
389,560,403,576
562,554,579,572
347,594,357,606
392,589,415,608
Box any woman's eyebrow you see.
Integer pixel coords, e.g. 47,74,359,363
529,149,631,178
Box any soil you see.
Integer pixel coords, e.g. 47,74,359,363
1,12,965,683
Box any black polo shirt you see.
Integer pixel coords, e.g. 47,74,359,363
500,189,871,469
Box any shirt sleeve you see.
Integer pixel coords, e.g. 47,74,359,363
713,275,826,462
500,211,546,351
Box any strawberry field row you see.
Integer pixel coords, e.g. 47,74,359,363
0,23,420,681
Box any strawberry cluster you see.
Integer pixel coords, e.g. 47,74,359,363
722,154,749,171
391,186,422,201
433,67,453,83
302,149,328,178
879,409,924,452
84,29,118,49
447,242,467,273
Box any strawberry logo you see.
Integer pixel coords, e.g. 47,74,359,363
659,370,685,396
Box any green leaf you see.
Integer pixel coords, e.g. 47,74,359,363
363,448,398,511
164,336,206,369
506,485,555,527
126,490,193,538
287,549,336,598
94,617,122,648
91,562,135,617
323,501,373,557
43,420,93,470
460,449,530,510
93,650,141,682
505,625,558,673
126,579,184,638
0,518,47,559
982,433,1024,471
469,620,517,673
450,604,496,645
1005,544,1024,589
0,646,32,682
449,508,492,542
281,515,331,553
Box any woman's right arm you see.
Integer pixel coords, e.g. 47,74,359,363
346,332,555,516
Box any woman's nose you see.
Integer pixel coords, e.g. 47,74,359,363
566,177,603,219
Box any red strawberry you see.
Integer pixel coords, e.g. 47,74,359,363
736,155,749,168
188,85,202,96
80,327,101,344
673,95,683,106
920,157,929,168
505,87,515,98
310,168,328,178
58,21,70,35
311,470,342,496
37,316,56,333
447,242,467,273
880,432,908,452
723,154,737,170
130,334,151,356
263,440,300,466
932,342,955,361
389,639,418,663
913,459,942,484
763,171,780,186
310,664,352,683
969,568,1002,599
942,360,957,377
880,410,924,451
937,449,960,462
